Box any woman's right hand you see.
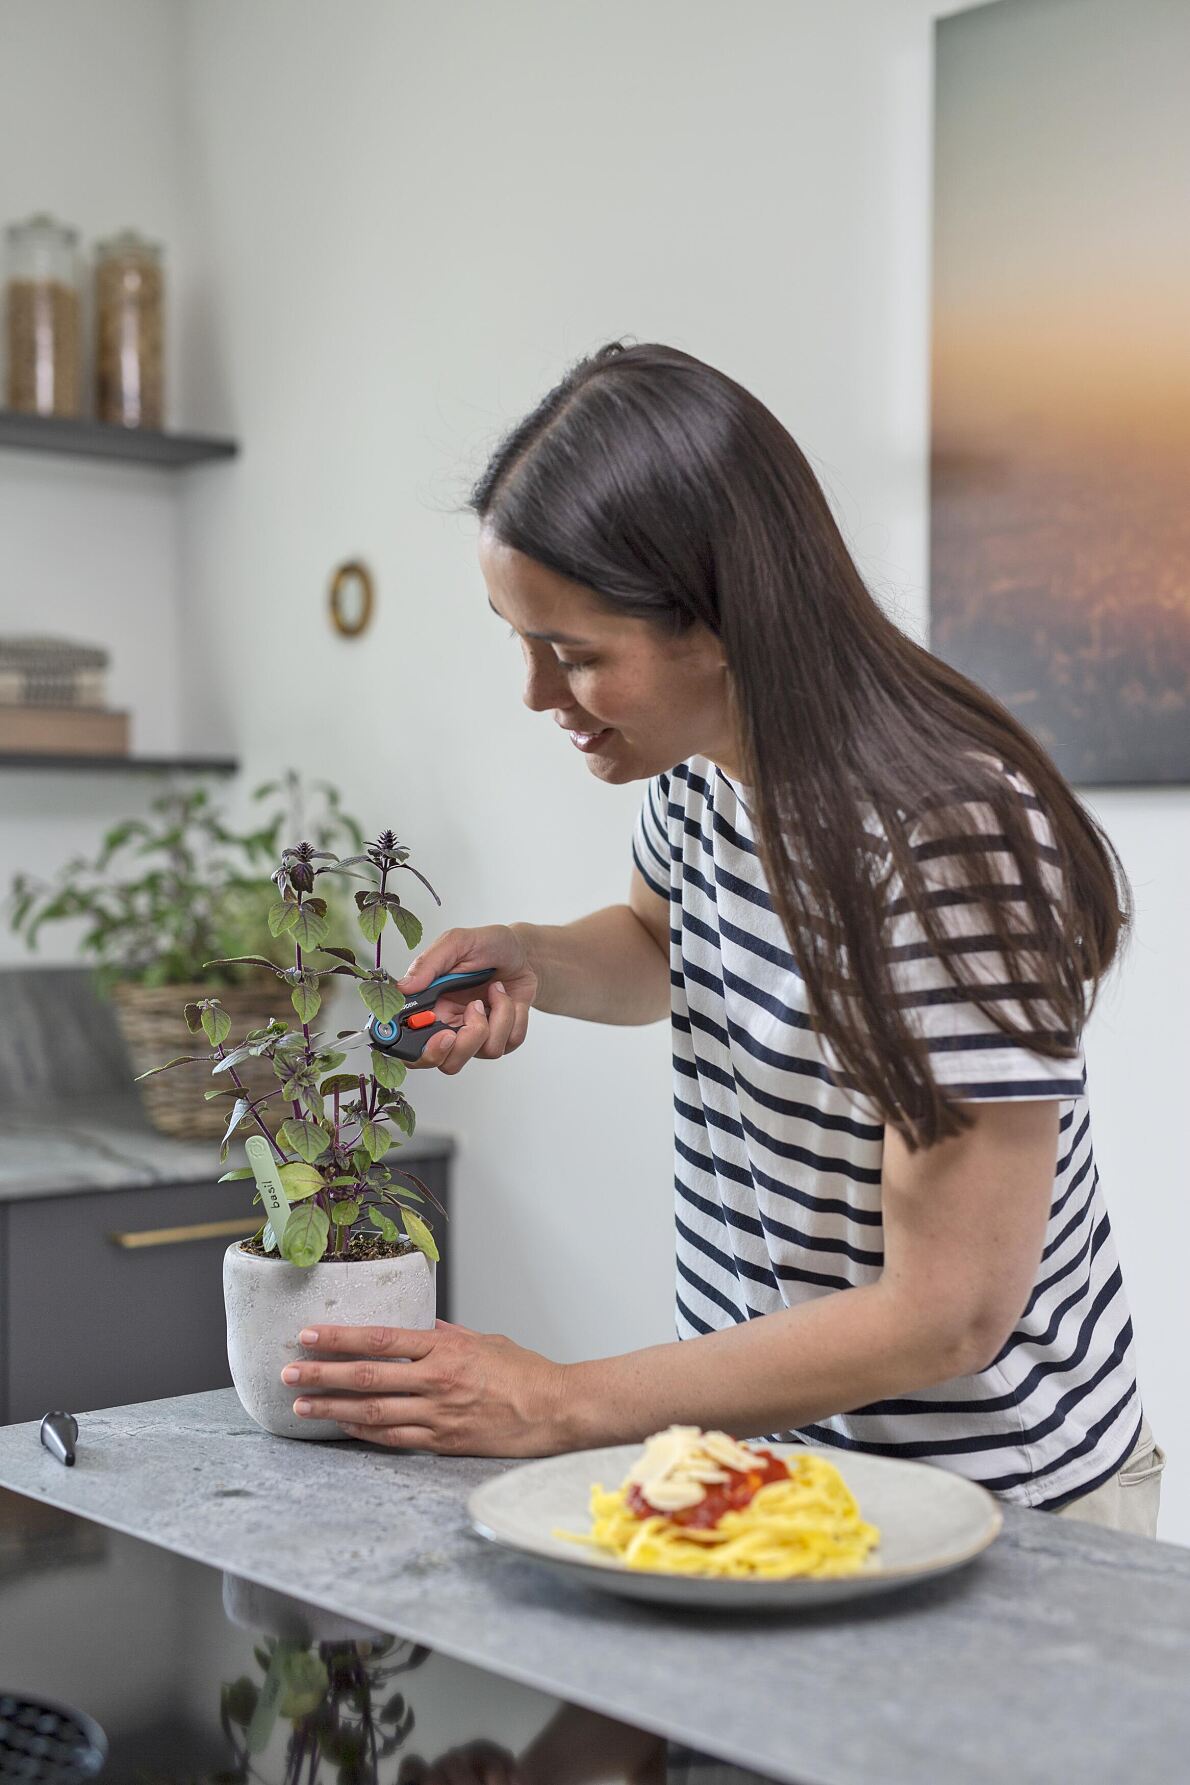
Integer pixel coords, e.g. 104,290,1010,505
396,924,537,1075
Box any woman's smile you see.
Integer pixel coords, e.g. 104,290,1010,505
560,719,616,753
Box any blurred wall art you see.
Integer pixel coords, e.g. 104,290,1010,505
930,0,1190,786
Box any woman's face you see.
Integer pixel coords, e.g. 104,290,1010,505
478,528,741,785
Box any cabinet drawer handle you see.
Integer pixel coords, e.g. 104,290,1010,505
109,1217,259,1250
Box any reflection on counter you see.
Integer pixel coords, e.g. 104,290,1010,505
0,1490,777,1785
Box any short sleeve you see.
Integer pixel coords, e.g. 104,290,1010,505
881,772,1085,1102
631,770,672,899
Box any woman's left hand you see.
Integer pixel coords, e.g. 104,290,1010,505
281,1318,571,1455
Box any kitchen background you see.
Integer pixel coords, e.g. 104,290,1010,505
1,0,1185,1540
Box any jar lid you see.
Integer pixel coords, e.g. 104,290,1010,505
95,228,162,261
5,211,79,247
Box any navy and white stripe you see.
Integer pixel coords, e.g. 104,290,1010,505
632,755,1141,1509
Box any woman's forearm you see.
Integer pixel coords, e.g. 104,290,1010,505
557,1281,983,1449
512,906,668,1025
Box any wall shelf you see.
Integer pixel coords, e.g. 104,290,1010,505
0,752,239,775
0,410,238,468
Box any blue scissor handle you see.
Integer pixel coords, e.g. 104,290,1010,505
398,969,496,1017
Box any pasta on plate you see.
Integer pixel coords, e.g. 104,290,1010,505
558,1426,880,1580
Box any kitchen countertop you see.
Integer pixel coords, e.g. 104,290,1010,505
0,1093,454,1203
1,1390,1188,1784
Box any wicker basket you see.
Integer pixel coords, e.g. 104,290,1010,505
109,978,289,1142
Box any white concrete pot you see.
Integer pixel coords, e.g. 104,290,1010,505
223,1241,435,1440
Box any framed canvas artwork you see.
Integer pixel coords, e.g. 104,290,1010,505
930,0,1189,786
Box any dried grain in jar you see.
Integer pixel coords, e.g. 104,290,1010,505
4,213,82,417
95,229,164,428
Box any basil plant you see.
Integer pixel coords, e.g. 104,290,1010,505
139,829,442,1269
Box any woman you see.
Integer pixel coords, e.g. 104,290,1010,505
285,341,1163,1534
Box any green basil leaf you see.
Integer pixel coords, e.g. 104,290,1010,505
277,1161,325,1201
278,1117,330,1163
369,1049,407,1091
212,1045,256,1075
319,1072,360,1097
369,1208,400,1244
204,955,281,972
390,1099,416,1138
280,1203,330,1268
360,1119,392,1162
289,904,330,950
220,1095,251,1160
358,976,404,1023
389,906,423,950
401,1208,439,1263
290,979,322,1023
278,1651,329,1720
135,1052,213,1080
268,899,301,937
357,902,386,944
222,1677,258,1729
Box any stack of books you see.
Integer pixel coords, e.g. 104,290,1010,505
0,635,129,755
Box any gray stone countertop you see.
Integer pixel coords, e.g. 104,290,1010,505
0,1094,454,1203
0,1390,1188,1784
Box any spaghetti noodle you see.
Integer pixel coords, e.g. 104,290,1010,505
559,1426,880,1580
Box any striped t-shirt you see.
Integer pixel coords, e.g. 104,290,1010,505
631,754,1141,1509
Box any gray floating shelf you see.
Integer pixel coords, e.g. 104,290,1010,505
0,753,239,775
0,410,238,467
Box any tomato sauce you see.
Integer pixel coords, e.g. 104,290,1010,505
626,1449,790,1529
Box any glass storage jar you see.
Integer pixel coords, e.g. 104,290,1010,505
95,228,164,428
4,213,82,417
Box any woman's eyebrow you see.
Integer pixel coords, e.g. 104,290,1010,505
486,596,589,645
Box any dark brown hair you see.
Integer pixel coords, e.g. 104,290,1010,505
468,340,1131,1148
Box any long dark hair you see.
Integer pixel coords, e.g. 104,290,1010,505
467,340,1131,1149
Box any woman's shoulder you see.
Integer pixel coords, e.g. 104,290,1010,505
885,749,1054,847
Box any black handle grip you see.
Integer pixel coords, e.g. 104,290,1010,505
398,968,496,1017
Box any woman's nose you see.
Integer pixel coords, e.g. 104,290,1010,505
522,655,564,713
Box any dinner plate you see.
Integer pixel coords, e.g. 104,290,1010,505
468,1443,1002,1608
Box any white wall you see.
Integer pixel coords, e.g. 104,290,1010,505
3,0,1185,1541
0,0,203,950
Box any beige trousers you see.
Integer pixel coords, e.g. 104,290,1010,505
1055,1416,1165,1537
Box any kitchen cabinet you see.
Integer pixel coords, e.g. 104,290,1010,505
0,1152,452,1426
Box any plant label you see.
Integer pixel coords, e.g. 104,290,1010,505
245,1135,291,1244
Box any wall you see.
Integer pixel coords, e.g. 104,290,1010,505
0,0,203,956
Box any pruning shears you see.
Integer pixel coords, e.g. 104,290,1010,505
367,969,496,1062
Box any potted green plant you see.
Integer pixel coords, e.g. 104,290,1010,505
218,1574,429,1784
137,826,444,1440
6,772,363,1141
